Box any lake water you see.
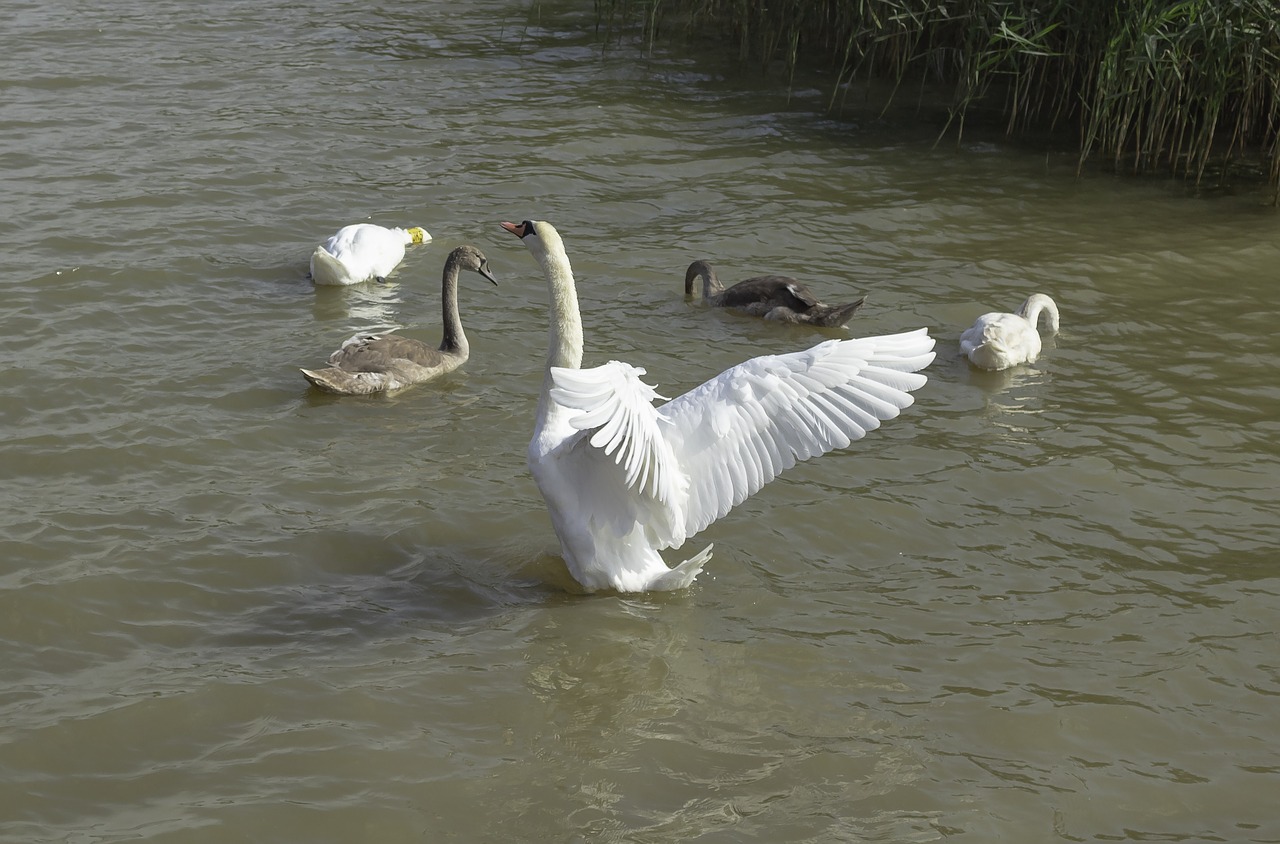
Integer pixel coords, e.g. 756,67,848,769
2,0,1278,841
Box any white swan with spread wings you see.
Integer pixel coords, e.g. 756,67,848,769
504,220,935,593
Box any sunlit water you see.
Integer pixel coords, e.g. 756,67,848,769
2,0,1278,841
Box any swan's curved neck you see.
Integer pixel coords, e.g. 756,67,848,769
438,257,467,355
1020,294,1060,332
685,263,722,298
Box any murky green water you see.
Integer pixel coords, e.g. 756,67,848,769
2,0,1277,841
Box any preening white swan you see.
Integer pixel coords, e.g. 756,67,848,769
301,246,497,395
310,223,431,286
504,220,936,593
685,260,866,327
959,293,1060,370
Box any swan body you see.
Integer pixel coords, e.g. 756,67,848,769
310,223,431,286
505,220,935,593
301,245,496,394
959,293,1060,370
684,260,866,327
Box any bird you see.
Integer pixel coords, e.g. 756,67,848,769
684,259,867,327
300,245,497,395
503,220,935,593
959,293,1060,370
309,223,431,286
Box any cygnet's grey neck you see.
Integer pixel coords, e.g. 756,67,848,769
438,254,469,356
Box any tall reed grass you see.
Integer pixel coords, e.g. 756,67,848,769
595,0,1280,193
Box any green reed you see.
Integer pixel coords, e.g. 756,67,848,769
594,0,1280,193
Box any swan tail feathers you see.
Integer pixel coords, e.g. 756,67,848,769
806,297,867,327
300,367,394,395
648,544,713,591
309,247,355,286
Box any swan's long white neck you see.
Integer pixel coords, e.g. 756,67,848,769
1019,293,1060,332
532,233,584,434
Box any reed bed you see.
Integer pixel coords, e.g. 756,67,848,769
594,0,1280,193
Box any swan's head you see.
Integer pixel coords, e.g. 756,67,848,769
447,245,499,286
501,219,567,266
404,226,431,245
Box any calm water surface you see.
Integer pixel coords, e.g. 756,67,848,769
2,0,1278,841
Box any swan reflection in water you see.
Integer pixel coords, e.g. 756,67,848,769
965,351,1061,444
310,275,407,328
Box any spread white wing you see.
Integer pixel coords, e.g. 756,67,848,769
547,328,935,550
549,363,681,505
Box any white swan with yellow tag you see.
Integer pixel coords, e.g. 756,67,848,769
309,223,430,286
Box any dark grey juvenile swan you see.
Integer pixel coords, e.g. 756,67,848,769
684,260,866,327
301,245,497,395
